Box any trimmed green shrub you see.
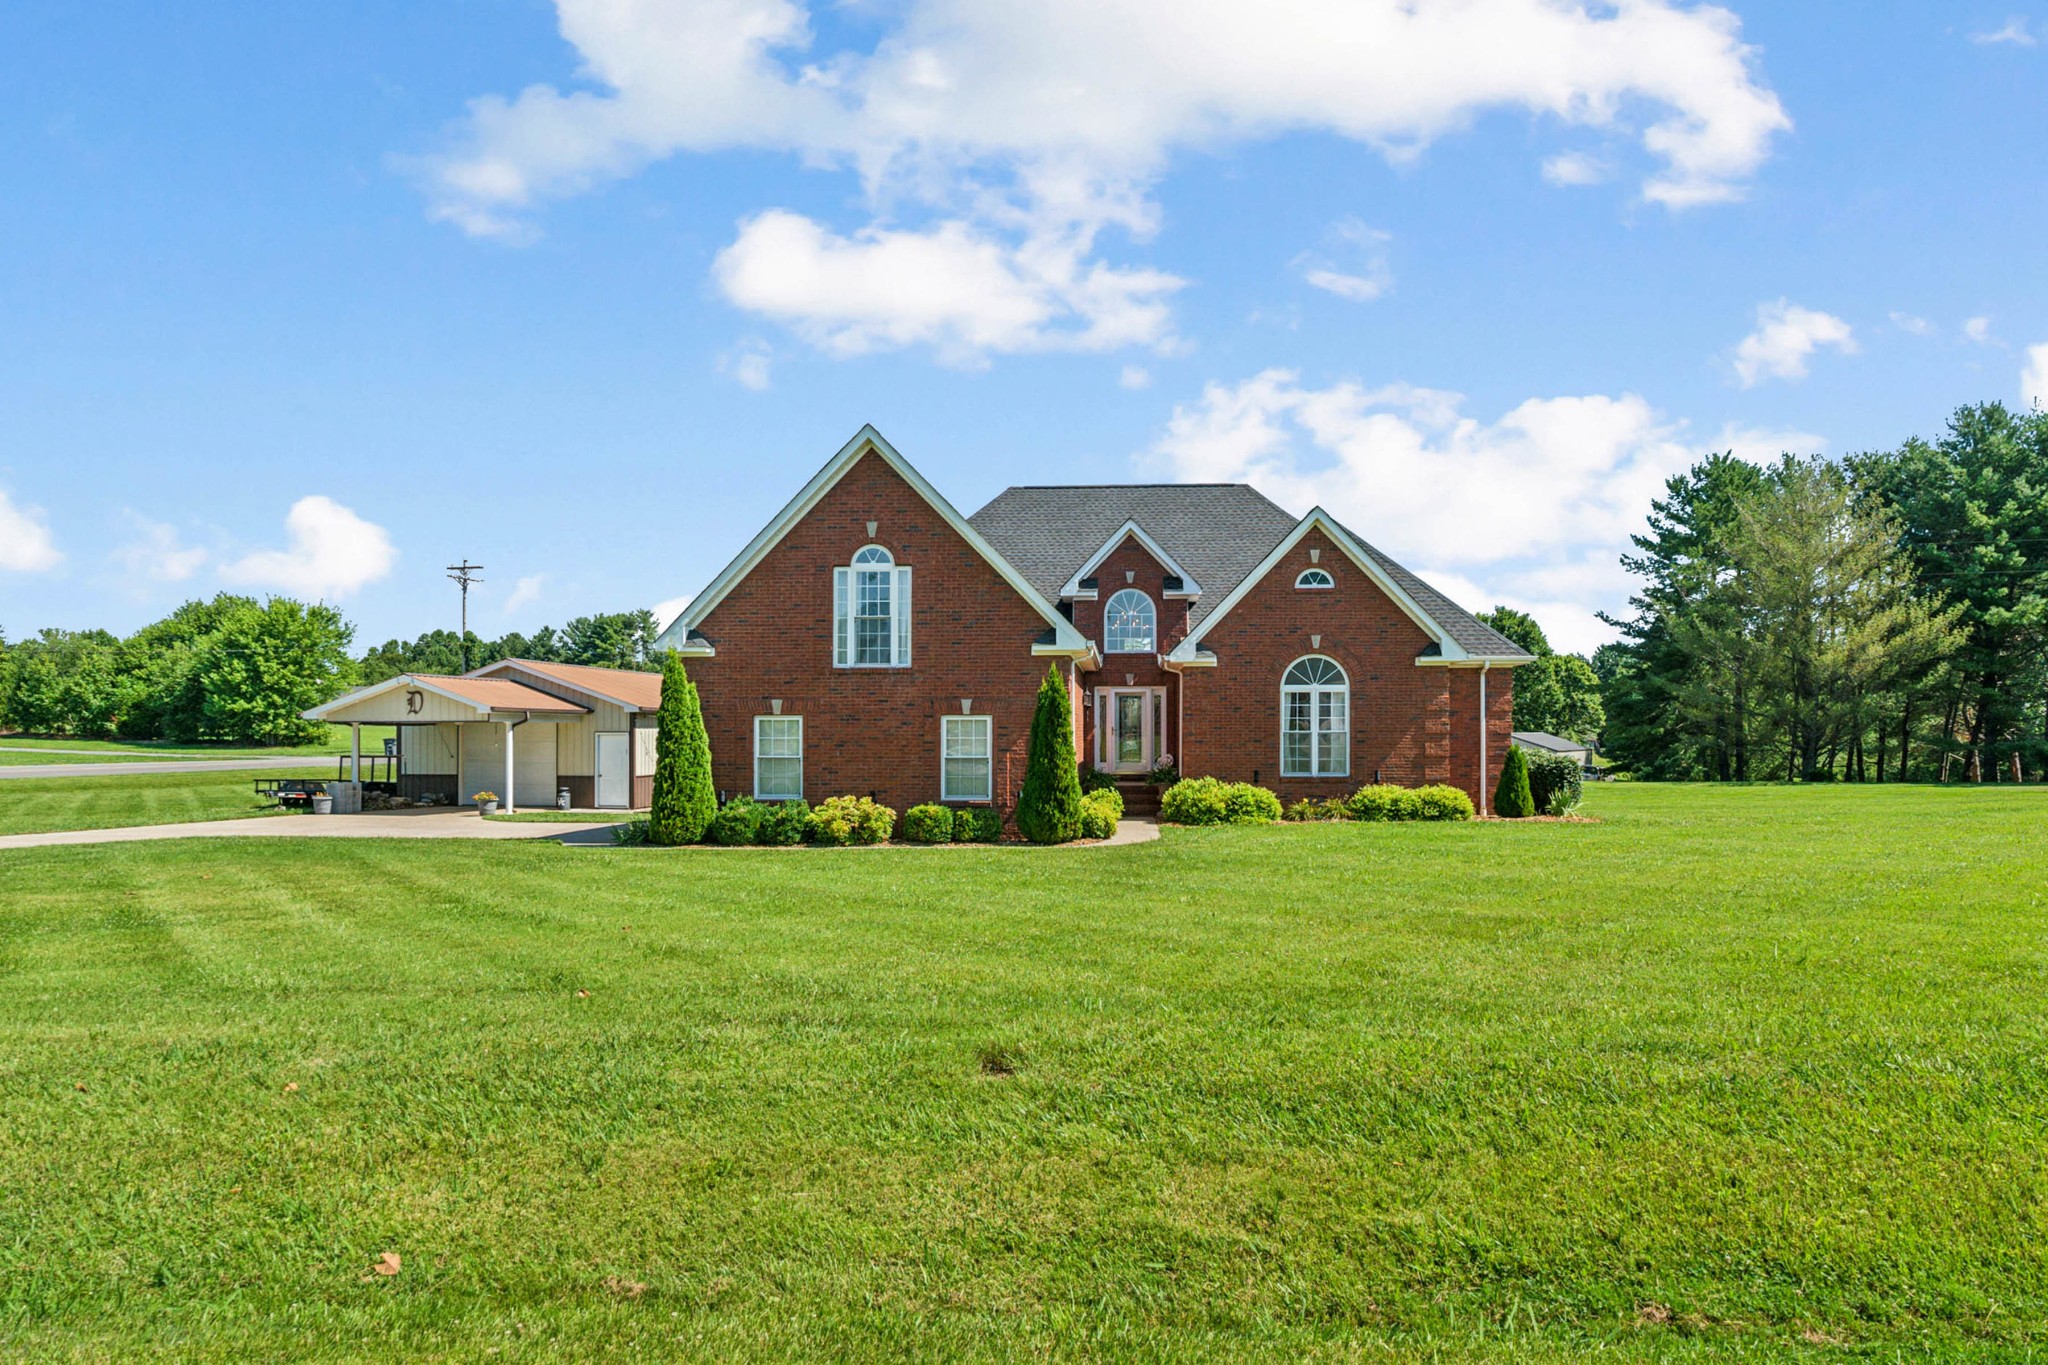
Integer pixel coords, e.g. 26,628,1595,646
1078,789,1120,840
1160,776,1230,825
1016,665,1083,844
1411,785,1477,821
1287,797,1351,821
649,650,715,845
756,799,810,846
1525,752,1584,816
706,796,764,846
902,803,955,844
951,807,1003,843
1079,766,1118,796
807,795,896,846
1223,783,1282,824
1347,784,1406,821
1494,746,1535,818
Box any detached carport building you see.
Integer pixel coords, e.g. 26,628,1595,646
304,659,661,812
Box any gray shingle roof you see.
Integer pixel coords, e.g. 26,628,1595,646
968,484,1530,659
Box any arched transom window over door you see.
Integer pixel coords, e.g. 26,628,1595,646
1281,655,1349,778
1103,589,1156,653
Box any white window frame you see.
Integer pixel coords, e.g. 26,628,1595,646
1280,655,1349,778
753,715,804,799
1295,568,1335,589
940,714,993,802
833,545,912,669
1103,588,1157,654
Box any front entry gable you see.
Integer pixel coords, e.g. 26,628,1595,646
654,426,1088,659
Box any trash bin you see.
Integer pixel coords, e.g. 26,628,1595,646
558,788,572,811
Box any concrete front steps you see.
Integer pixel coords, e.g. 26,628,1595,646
1115,781,1162,816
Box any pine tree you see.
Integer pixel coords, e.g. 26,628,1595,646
1015,663,1083,844
1493,745,1535,818
649,650,715,844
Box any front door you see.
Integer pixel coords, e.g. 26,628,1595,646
1102,689,1154,774
595,732,629,809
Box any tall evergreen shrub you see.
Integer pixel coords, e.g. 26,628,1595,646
1493,745,1535,819
649,650,715,844
1015,664,1083,844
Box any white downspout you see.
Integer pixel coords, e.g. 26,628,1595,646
1478,663,1490,817
500,713,531,815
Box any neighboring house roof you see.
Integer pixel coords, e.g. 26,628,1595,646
303,672,591,721
1513,731,1590,753
970,484,1296,630
653,425,1091,659
473,658,662,711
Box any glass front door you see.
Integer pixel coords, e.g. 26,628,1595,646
1103,689,1154,773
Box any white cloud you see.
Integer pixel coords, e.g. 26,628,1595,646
1143,371,1827,654
1730,299,1857,387
503,574,545,614
0,488,61,572
712,209,1181,360
220,496,397,600
721,338,774,390
2023,344,2048,409
1889,311,1933,336
1541,151,1611,187
1964,315,1995,345
113,515,206,583
420,0,1789,358
1971,17,2036,45
1294,219,1392,303
1119,365,1152,390
652,594,692,631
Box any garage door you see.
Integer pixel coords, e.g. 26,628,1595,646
459,724,560,808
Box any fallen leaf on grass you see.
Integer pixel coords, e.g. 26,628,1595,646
576,990,590,998
74,1083,87,1092
1635,1303,1671,1325
605,1276,647,1300
283,1082,299,1093
371,1252,401,1277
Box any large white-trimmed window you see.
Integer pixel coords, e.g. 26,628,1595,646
1103,589,1156,653
833,545,912,668
1281,655,1349,778
941,715,993,801
753,715,804,799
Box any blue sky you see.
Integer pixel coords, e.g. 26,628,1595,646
2,1,2044,654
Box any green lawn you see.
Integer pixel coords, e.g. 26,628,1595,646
0,765,330,835
0,723,395,759
1,784,2044,1361
0,748,177,765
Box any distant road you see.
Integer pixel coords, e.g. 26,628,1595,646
0,757,334,781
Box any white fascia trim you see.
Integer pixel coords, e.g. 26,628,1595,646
1416,654,1535,667
465,659,646,712
1033,641,1102,668
652,424,1087,655
1166,509,1462,663
302,673,493,722
1059,520,1203,599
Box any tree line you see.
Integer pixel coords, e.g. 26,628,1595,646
0,602,666,746
1598,402,2047,782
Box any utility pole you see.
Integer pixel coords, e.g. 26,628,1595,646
447,561,484,672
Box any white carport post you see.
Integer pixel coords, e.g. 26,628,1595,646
350,723,361,784
502,718,517,815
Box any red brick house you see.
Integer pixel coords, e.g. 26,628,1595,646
654,426,1532,819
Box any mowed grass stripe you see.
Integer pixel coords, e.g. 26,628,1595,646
0,783,2043,1360
0,765,329,835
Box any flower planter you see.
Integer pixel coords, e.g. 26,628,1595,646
480,800,500,817
311,793,334,816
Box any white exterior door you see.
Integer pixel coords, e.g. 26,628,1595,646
514,724,558,808
458,724,503,806
595,731,630,809
1100,689,1155,773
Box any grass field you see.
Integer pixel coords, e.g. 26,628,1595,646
0,723,395,759
0,749,175,765
2,783,2044,1361
0,765,330,835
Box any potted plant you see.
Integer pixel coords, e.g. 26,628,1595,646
1147,754,1179,786
472,790,500,816
310,786,334,816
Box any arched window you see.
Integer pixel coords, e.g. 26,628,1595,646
1103,589,1156,653
1281,655,1348,777
834,545,911,667
1295,568,1334,589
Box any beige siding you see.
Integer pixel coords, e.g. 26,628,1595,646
485,663,634,778
634,726,658,775
327,687,480,725
401,724,459,775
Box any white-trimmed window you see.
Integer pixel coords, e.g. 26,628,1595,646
941,715,993,801
1295,568,1335,589
753,716,803,799
833,545,912,668
1103,589,1156,653
1281,655,1349,778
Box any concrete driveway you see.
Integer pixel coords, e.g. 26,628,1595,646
0,808,624,850
0,756,334,780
